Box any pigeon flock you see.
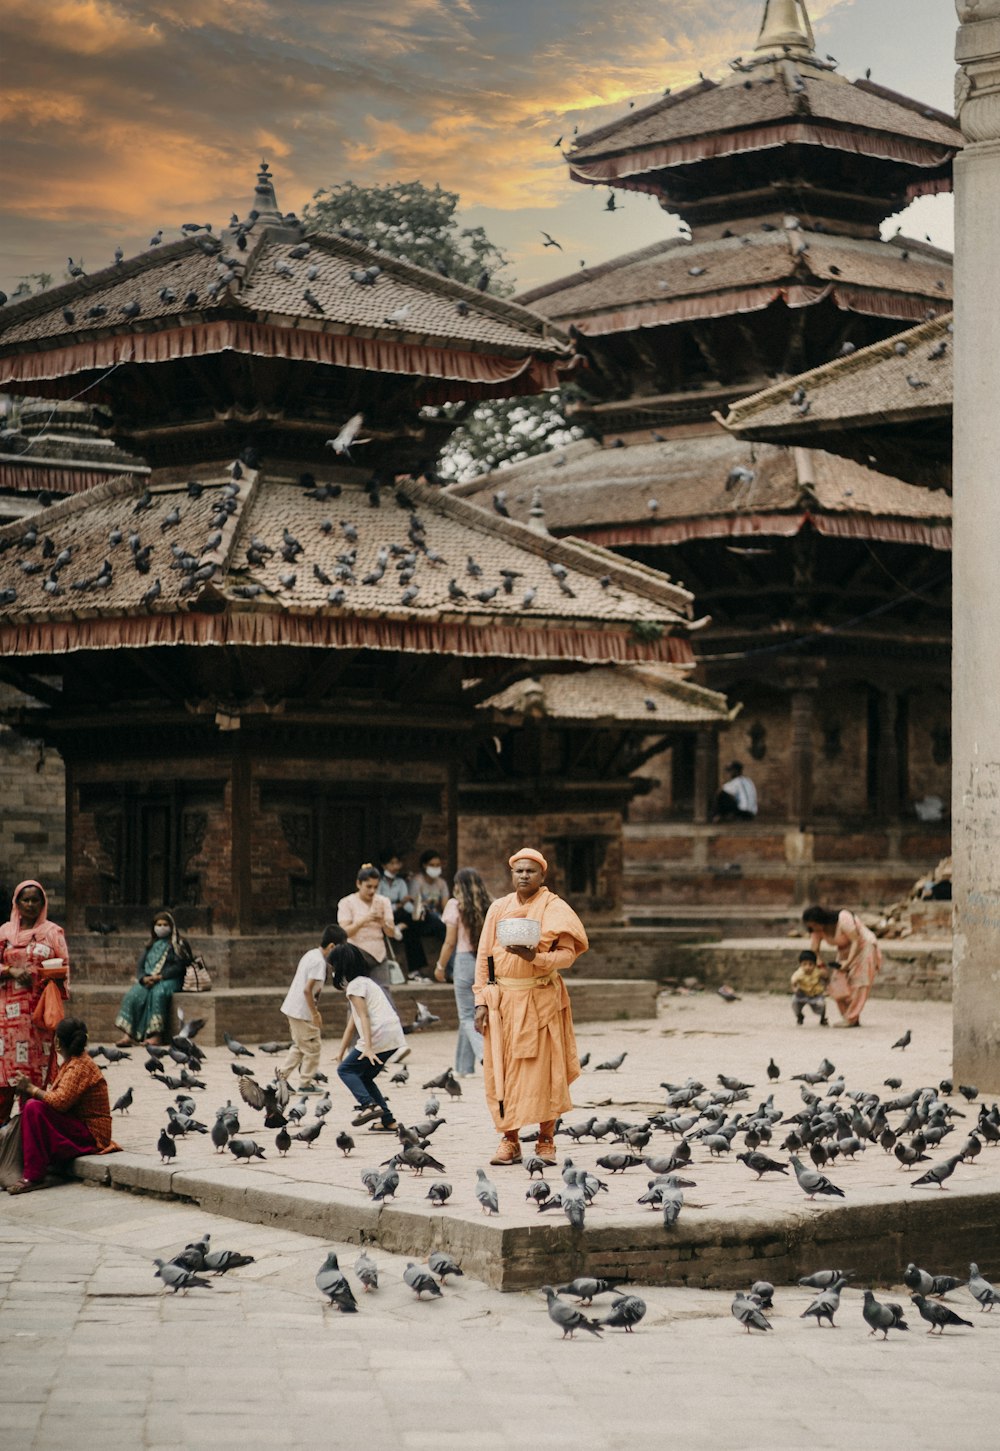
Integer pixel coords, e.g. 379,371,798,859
85,1011,1000,1339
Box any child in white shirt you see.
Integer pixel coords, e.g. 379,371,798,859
330,944,407,1131
277,925,344,1092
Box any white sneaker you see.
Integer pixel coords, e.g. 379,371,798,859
386,1044,411,1064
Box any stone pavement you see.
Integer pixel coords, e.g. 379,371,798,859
61,990,1000,1287
1,1184,999,1451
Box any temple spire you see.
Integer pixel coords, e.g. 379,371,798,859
754,0,815,55
249,160,284,224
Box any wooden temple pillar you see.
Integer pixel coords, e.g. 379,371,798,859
874,688,902,821
953,1,1000,1089
693,728,718,824
788,683,817,827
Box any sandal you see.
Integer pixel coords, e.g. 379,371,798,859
115,1038,134,1049
6,1179,44,1195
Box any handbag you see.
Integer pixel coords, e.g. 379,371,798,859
0,1117,24,1190
182,956,212,992
827,966,850,1000
32,979,65,1031
383,938,406,987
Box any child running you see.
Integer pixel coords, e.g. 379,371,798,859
330,944,408,1133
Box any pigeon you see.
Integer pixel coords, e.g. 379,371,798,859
594,1052,627,1072
798,1269,856,1290
326,413,364,456
335,1131,354,1156
912,1154,962,1189
293,1120,324,1148
157,1129,176,1162
316,1252,358,1312
153,1259,211,1294
112,1087,134,1115
428,1251,463,1283
223,1032,254,1058
731,1292,772,1333
596,1154,643,1174
862,1290,909,1339
891,1030,912,1051
403,1262,442,1299
600,1294,646,1333
736,1151,788,1179
800,1277,848,1327
968,1264,1000,1311
911,1294,973,1334
275,1127,292,1156
371,1169,399,1202
541,1286,603,1338
228,1138,265,1160
474,1168,499,1215
790,1155,845,1199
426,1181,452,1206
661,1187,684,1229
200,1249,254,1276
767,1058,780,1082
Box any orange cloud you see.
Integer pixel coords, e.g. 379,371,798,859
0,0,161,55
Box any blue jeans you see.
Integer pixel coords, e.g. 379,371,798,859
337,1047,396,1125
452,951,483,1075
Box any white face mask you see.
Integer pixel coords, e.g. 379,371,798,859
383,871,396,880
153,924,171,939
425,866,442,879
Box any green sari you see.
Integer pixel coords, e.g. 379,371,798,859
114,939,184,1042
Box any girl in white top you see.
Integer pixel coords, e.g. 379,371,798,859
331,944,406,1132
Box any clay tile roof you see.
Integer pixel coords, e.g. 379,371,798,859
723,312,953,436
478,662,734,728
447,430,950,547
568,68,961,171
517,232,951,333
0,469,698,666
0,229,568,367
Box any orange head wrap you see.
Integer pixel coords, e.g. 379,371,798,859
508,848,548,873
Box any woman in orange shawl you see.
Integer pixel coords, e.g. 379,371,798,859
0,881,70,1125
473,849,587,1167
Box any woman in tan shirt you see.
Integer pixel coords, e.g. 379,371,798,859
337,865,402,994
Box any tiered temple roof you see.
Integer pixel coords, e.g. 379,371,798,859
723,313,952,489
478,662,736,728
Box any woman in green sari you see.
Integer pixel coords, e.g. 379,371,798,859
113,911,192,1047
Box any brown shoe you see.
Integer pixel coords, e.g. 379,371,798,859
535,1138,558,1165
489,1136,523,1166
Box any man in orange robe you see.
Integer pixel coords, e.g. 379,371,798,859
473,849,587,1166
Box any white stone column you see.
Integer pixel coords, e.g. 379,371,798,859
953,2,1000,1088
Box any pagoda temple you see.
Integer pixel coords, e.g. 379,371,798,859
0,164,732,1019
451,0,961,913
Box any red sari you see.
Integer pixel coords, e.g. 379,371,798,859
0,880,70,1109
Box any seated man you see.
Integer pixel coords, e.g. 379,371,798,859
713,760,758,821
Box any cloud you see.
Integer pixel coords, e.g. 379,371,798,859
0,0,161,55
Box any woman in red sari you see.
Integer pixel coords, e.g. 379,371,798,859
0,881,70,1125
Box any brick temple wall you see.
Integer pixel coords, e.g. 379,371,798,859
0,685,66,911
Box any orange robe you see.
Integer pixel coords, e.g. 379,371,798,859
474,888,588,1131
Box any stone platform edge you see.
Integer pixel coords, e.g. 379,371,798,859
69,1153,1000,1293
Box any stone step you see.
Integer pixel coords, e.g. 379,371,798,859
69,977,660,1046
678,938,953,1001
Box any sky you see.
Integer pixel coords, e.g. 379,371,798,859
0,0,957,300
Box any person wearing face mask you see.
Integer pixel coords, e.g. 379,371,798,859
113,910,192,1048
0,880,70,1126
403,850,449,981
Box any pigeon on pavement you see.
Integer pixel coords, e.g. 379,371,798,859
790,1155,845,1199
426,1181,452,1206
732,1292,772,1333
601,1294,646,1332
428,1251,464,1282
798,1269,855,1290
912,1154,962,1189
404,1262,443,1298
862,1290,909,1338
355,1251,378,1292
475,1168,499,1215
556,1277,622,1304
800,1277,849,1327
911,1294,973,1334
541,1286,603,1338
315,1252,358,1312
968,1264,1000,1311
154,1259,212,1294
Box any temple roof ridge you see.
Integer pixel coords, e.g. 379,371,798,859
753,0,815,58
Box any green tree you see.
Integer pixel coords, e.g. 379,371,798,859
303,179,513,293
302,179,585,481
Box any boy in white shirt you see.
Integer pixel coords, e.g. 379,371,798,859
330,944,408,1132
277,925,345,1094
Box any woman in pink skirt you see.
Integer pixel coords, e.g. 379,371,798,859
803,904,882,1028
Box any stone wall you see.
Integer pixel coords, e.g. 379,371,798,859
0,685,66,910
677,938,953,1001
457,804,623,916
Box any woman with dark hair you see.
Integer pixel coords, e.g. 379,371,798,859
113,909,192,1047
0,880,70,1126
434,867,492,1076
337,865,402,993
405,849,448,981
330,945,406,1133
802,904,882,1028
8,1017,119,1194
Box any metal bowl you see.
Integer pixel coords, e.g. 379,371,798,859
496,917,541,948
